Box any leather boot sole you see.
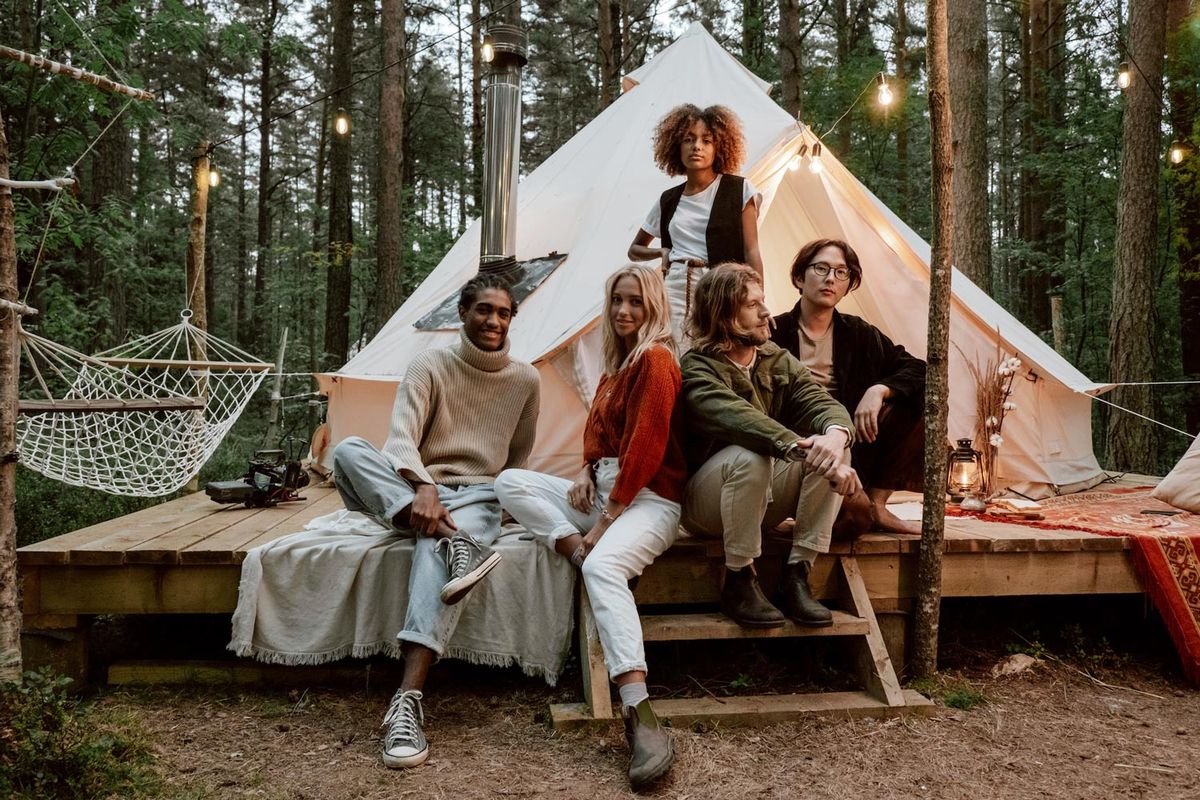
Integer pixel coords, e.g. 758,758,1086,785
722,610,787,629
440,551,502,605
784,612,834,628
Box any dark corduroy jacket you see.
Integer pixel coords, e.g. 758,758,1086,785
679,341,854,471
770,303,926,414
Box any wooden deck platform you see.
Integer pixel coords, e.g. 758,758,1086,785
17,480,1148,693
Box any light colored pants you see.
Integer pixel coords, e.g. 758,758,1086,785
494,459,681,679
332,436,503,656
665,263,706,344
681,445,846,566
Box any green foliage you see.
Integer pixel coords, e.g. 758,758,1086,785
0,669,160,800
910,676,988,710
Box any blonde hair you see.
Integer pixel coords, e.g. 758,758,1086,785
686,262,763,356
601,265,677,374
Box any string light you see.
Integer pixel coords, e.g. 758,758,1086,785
808,142,823,174
876,72,893,107
1116,61,1131,89
334,107,351,136
1169,140,1187,164
481,33,495,63
207,165,221,188
788,143,809,171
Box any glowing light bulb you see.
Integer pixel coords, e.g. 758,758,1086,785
1117,62,1131,89
788,155,801,171
808,142,823,174
1169,141,1186,164
481,33,495,63
335,108,351,136
876,73,893,107
207,166,221,188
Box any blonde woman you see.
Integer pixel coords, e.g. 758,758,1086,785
495,264,685,790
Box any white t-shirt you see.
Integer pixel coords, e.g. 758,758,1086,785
641,174,760,265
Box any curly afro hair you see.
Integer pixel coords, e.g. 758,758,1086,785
651,104,747,177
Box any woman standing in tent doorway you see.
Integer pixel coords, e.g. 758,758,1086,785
627,103,763,341
495,265,686,790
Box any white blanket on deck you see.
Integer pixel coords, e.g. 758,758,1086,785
228,509,577,685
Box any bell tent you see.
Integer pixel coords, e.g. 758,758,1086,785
317,22,1111,498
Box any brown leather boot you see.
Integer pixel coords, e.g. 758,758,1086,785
720,566,785,628
623,698,673,789
779,561,833,626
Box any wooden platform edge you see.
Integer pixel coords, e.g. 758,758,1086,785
549,689,936,731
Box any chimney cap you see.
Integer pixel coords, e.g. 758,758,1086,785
484,22,528,67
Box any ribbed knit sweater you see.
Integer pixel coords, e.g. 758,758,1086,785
382,330,540,486
583,344,687,505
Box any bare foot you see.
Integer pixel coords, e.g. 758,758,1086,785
832,490,873,540
870,503,921,535
769,518,796,536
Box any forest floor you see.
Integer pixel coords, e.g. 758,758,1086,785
85,598,1200,800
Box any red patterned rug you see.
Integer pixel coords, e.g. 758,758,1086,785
960,488,1200,684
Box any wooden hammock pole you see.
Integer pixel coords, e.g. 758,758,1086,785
0,45,155,101
264,327,289,446
0,108,23,680
0,176,74,192
185,141,210,493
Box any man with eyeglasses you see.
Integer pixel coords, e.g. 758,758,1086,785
771,238,927,537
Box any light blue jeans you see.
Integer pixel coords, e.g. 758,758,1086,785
332,436,502,656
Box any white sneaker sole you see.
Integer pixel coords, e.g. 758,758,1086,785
439,551,502,605
382,744,429,769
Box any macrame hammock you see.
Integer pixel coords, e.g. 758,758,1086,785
17,311,271,497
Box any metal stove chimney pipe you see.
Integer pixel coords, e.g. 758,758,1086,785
479,23,528,272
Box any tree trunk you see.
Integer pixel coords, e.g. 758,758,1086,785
833,0,852,155
471,0,483,216
0,109,22,681
742,0,766,76
186,142,210,347
236,79,249,346
778,0,807,119
375,0,406,335
1167,0,1200,435
1106,0,1167,472
323,0,354,370
598,0,615,110
254,0,279,350
913,0,954,680
948,0,989,293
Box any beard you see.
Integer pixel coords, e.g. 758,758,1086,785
730,325,770,347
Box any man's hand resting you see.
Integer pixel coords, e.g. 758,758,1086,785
795,428,850,478
409,483,457,537
854,384,890,443
826,463,862,496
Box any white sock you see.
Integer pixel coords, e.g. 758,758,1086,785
789,544,819,566
618,681,650,710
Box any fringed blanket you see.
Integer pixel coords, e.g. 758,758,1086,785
959,488,1200,684
228,509,577,685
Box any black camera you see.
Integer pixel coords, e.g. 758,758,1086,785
205,449,310,507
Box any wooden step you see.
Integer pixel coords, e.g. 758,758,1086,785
550,689,935,730
640,610,868,641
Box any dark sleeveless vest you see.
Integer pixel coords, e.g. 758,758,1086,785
658,174,746,266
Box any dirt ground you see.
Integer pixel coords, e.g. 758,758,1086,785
94,600,1200,800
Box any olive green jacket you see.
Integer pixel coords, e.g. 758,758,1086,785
680,341,855,469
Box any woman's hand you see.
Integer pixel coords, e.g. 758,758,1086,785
567,466,596,513
581,519,609,554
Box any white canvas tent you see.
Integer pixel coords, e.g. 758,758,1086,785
318,22,1111,497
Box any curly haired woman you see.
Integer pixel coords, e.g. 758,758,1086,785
627,103,763,341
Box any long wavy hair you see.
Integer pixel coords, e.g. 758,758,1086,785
686,262,763,356
651,104,747,177
601,265,677,375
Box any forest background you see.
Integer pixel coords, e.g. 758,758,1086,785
1,0,1197,544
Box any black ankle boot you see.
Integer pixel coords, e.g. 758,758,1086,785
720,566,785,629
779,561,833,626
623,698,673,789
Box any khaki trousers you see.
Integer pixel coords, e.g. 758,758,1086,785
681,445,847,564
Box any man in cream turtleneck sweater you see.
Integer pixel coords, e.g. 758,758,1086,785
331,273,539,770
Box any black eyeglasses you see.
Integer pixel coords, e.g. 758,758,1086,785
807,262,852,282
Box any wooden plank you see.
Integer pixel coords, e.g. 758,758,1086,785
838,556,906,707
227,489,345,562
124,504,269,565
107,660,407,687
18,397,205,413
29,565,241,614
96,357,272,371
579,586,614,720
18,491,215,566
551,689,935,730
640,610,868,641
180,487,339,564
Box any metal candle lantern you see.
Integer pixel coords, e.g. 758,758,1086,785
947,438,984,504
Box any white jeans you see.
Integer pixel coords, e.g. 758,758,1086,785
495,459,681,679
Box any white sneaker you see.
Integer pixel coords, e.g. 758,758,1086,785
380,689,428,768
